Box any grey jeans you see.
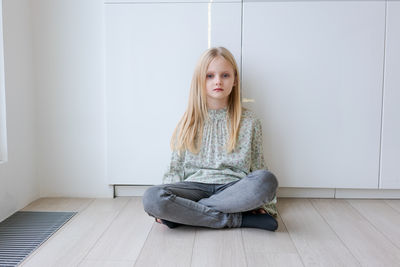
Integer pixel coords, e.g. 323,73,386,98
142,169,278,229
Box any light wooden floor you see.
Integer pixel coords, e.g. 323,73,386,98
18,197,400,267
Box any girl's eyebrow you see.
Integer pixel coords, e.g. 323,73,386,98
206,70,232,73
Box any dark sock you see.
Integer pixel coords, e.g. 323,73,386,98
160,219,181,229
240,213,278,231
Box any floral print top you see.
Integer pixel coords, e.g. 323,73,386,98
162,107,278,216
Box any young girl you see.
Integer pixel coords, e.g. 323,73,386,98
142,47,278,231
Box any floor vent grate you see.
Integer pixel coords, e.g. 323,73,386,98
0,211,76,267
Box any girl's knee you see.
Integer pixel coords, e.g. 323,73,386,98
262,170,278,190
142,186,162,214
251,170,278,203
252,170,278,190
142,185,170,217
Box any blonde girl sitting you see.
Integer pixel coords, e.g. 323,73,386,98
142,47,278,231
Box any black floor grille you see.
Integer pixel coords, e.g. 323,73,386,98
0,211,76,267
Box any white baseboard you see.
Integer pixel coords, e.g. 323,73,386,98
114,185,400,199
277,188,335,198
115,185,152,197
335,189,400,199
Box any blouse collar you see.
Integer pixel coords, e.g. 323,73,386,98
207,107,228,120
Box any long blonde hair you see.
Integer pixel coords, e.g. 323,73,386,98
171,47,243,155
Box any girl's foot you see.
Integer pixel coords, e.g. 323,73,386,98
155,218,181,229
240,212,278,231
248,208,267,214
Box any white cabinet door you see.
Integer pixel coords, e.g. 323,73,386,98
380,2,400,189
105,3,241,184
242,1,385,188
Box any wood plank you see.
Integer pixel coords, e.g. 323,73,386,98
79,259,134,267
20,197,130,267
21,197,93,212
311,199,400,266
385,199,400,213
134,223,195,267
278,198,360,266
242,213,304,266
348,199,400,249
84,197,153,262
191,228,246,267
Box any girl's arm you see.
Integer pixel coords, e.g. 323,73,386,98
162,149,185,184
250,118,268,172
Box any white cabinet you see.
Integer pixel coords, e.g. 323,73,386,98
380,1,400,189
242,1,386,188
106,0,394,189
105,2,241,184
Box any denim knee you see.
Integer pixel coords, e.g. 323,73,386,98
142,186,165,217
260,170,278,191
253,170,278,202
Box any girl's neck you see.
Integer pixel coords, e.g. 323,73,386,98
207,100,228,110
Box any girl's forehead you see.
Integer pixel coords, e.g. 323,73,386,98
207,56,234,72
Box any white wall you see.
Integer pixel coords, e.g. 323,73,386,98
0,0,38,222
0,2,7,163
1,0,112,221
31,0,112,197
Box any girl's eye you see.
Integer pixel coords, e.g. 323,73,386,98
206,73,230,78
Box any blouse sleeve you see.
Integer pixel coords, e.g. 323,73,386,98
250,118,268,172
260,196,278,217
162,149,185,184
251,118,277,216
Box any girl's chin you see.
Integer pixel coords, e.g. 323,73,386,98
209,96,228,100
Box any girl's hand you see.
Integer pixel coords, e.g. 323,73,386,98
251,208,267,214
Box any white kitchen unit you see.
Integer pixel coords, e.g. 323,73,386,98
105,1,241,184
380,1,400,189
242,0,386,188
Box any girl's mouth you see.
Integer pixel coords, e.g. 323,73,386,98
213,88,223,91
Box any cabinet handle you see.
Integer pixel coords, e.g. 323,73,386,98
243,98,255,103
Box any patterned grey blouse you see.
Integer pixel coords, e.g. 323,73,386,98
162,107,277,216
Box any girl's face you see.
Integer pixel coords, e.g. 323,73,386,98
205,56,236,109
